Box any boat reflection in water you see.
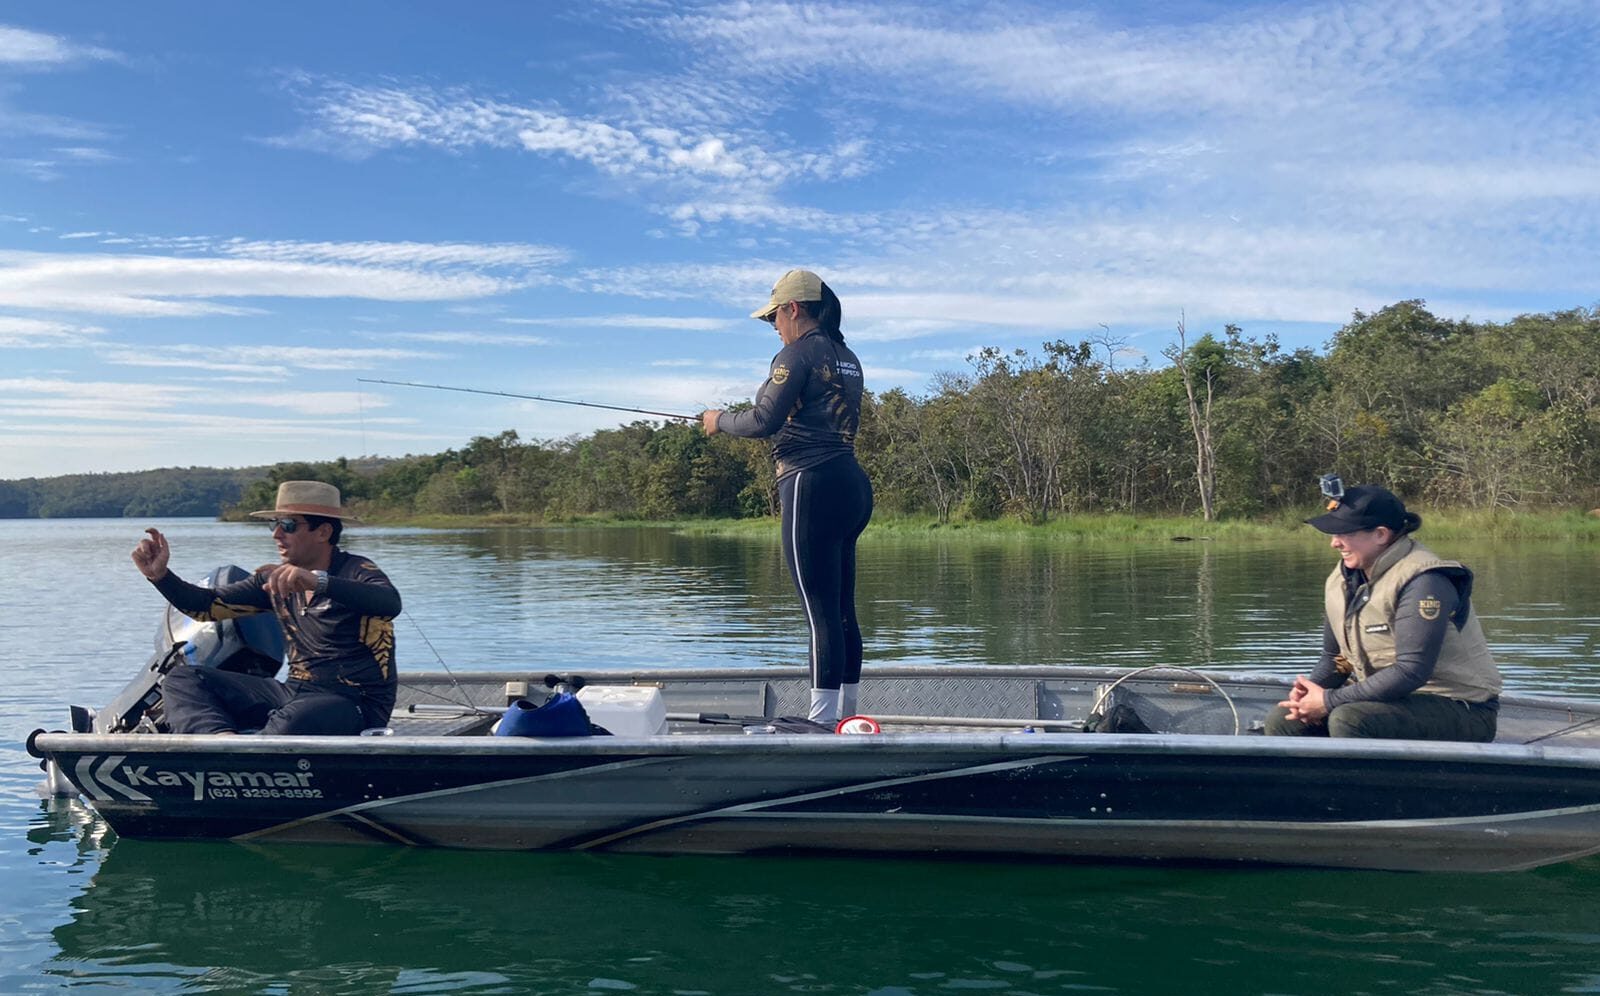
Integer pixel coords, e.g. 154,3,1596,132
42,821,1600,996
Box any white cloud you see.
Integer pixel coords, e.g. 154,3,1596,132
1345,161,1600,203
846,318,972,343
0,241,551,317
662,198,880,237
649,357,766,370
0,378,440,476
0,376,186,414
0,99,109,141
218,238,567,270
2,157,59,181
646,0,1569,122
906,346,987,363
354,330,555,346
272,74,876,208
98,343,439,374
864,366,937,390
173,373,291,385
53,146,114,162
608,0,1600,297
573,259,806,304
0,314,106,347
221,389,388,416
499,314,740,332
0,28,120,159
0,379,386,418
0,416,434,450
0,25,118,67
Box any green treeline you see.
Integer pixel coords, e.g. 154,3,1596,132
232,301,1600,523
0,466,267,519
7,302,1599,522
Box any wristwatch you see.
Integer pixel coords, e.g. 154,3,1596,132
313,570,330,596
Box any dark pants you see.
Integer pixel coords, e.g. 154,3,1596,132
778,456,874,691
1265,693,1498,742
161,666,368,735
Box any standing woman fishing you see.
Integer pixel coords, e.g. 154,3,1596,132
702,269,873,727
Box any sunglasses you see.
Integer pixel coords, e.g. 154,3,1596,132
267,517,306,534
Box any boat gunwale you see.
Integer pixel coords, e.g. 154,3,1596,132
29,727,1600,771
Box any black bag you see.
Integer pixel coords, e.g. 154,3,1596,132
1082,702,1154,734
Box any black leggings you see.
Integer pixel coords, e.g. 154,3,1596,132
778,456,873,690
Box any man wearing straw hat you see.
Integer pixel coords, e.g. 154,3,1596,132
131,481,402,735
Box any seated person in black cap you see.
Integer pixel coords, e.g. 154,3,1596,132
1266,481,1501,742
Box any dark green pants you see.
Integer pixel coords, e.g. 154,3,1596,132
1264,692,1497,742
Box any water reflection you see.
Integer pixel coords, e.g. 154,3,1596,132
44,834,1600,995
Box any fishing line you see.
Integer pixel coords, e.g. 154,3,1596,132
1520,713,1600,745
400,611,492,714
365,376,696,714
358,378,697,422
357,383,369,457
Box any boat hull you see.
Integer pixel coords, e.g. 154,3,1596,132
30,730,1600,872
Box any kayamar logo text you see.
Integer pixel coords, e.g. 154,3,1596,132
75,755,315,801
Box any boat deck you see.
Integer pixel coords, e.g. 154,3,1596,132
383,665,1600,746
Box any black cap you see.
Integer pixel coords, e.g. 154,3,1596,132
1304,484,1420,535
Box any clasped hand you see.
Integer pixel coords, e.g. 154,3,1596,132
1276,675,1329,724
255,563,318,597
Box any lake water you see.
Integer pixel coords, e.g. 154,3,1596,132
3,517,1600,994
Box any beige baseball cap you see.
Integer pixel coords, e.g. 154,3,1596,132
751,269,824,321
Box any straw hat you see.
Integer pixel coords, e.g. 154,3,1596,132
249,481,359,521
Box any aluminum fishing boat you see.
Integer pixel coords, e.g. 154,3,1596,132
29,657,1600,873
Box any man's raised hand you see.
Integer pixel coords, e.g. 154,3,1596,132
131,528,170,581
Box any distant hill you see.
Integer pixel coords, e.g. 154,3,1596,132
0,467,271,519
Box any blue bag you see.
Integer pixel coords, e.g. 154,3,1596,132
495,693,596,737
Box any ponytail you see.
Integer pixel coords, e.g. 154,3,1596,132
801,282,845,343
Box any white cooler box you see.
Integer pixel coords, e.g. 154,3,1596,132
576,685,669,737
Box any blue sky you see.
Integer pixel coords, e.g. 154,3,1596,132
3,2,1596,479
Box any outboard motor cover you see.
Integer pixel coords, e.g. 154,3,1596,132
154,564,285,676
84,565,288,733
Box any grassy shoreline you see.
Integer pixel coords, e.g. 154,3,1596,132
372,508,1600,542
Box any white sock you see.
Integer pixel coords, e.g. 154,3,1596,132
840,682,860,717
809,687,841,725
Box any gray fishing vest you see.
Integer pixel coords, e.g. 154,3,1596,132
1322,537,1501,703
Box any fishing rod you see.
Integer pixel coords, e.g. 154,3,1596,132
358,378,698,422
